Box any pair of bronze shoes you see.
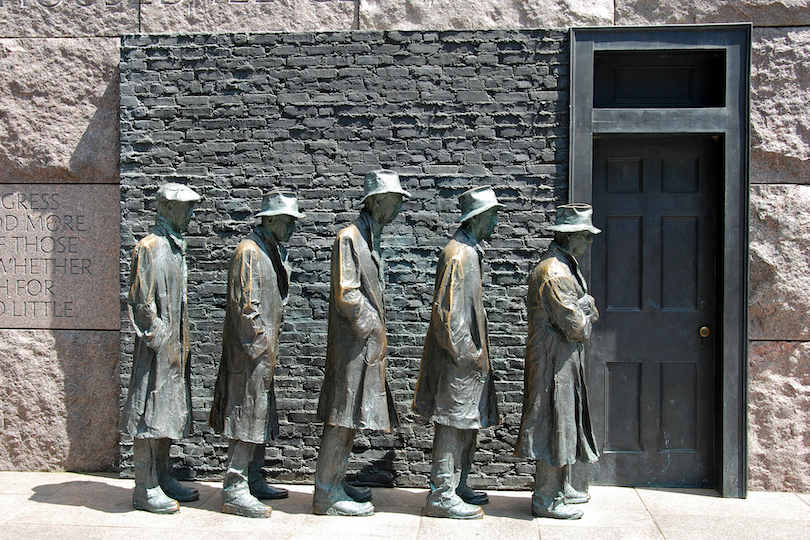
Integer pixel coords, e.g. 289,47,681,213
532,487,591,520
222,478,290,519
312,481,374,516
133,476,199,514
424,485,489,520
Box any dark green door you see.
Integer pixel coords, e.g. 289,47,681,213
589,134,720,487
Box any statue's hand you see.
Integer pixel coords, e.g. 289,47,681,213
365,324,387,366
579,295,599,322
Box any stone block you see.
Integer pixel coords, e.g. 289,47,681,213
140,0,355,34
0,38,119,184
751,27,810,184
0,184,121,330
358,0,613,30
748,341,810,491
0,329,119,472
616,0,810,26
749,184,810,340
0,0,138,38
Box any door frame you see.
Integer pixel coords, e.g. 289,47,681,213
569,24,751,498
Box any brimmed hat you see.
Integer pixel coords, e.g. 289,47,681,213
256,191,305,219
457,186,504,223
156,183,201,204
358,169,411,206
547,203,601,234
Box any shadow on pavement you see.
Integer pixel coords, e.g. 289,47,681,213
28,478,213,514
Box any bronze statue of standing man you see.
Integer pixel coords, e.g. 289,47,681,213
313,170,410,516
122,183,201,514
209,192,304,518
516,203,601,519
413,186,503,520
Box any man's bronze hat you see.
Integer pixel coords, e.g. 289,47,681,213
358,169,411,206
547,203,601,234
457,186,504,223
256,191,305,219
156,183,201,204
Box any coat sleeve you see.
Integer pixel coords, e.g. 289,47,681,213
128,241,168,351
431,258,480,364
540,275,592,342
231,246,273,363
334,234,380,339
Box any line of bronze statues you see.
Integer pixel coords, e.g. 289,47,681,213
122,171,601,521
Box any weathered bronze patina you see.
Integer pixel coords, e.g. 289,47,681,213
313,170,410,517
209,191,304,518
516,203,601,520
122,183,201,514
413,186,503,520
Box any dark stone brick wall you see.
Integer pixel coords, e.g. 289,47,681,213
119,29,569,490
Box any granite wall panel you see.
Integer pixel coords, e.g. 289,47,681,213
748,341,810,491
616,0,810,26
140,0,356,34
0,0,138,38
0,38,120,184
358,0,613,30
0,329,119,471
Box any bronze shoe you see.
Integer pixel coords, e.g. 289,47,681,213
425,498,484,520
133,486,180,514
343,482,372,503
532,493,583,520
456,484,489,505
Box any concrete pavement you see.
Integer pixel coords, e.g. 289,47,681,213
0,472,808,539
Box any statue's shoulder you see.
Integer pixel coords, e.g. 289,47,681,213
336,221,361,243
533,250,570,281
235,236,261,256
135,233,163,253
441,236,472,266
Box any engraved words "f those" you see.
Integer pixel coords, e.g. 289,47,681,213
0,191,91,319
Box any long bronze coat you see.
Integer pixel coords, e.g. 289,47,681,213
412,228,499,430
122,218,193,440
516,242,599,467
316,211,399,432
209,229,288,444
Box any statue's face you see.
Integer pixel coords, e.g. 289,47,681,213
369,192,403,226
262,215,296,243
567,231,593,257
164,201,195,232
469,207,499,241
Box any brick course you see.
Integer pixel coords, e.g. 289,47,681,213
119,29,569,490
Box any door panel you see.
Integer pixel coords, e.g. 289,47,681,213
589,134,719,487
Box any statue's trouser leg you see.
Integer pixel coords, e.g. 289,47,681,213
248,443,289,499
222,440,271,517
224,439,255,493
132,437,179,513
533,460,583,519
533,459,564,504
248,443,265,484
455,428,488,504
458,429,478,487
314,424,355,498
427,423,463,506
457,428,476,492
133,437,160,491
154,438,198,502
562,463,590,503
425,423,484,519
313,425,373,515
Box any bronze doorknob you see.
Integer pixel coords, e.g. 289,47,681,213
699,326,710,338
